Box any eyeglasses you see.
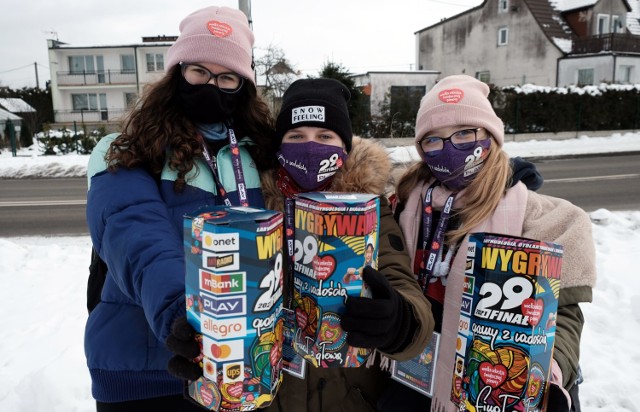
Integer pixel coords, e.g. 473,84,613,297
418,128,483,153
179,62,244,93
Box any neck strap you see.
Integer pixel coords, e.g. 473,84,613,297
200,126,249,206
419,181,456,293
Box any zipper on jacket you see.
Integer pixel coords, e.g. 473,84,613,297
317,377,327,411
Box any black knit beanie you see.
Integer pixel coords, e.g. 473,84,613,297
276,78,353,152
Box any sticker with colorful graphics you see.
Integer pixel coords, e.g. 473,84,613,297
200,270,245,295
201,315,247,340
202,251,240,271
202,231,239,252
201,294,246,318
203,336,244,362
188,376,222,410
223,362,244,384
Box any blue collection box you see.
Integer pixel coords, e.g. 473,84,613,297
183,206,284,411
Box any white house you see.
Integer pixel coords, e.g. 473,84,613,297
47,36,176,130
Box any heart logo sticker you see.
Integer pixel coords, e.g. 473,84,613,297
227,382,243,399
200,385,213,405
312,255,336,281
194,380,221,408
207,20,233,38
479,362,507,388
522,298,544,326
438,88,464,103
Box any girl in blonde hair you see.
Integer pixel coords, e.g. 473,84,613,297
392,74,595,412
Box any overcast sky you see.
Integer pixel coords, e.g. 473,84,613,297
0,0,482,89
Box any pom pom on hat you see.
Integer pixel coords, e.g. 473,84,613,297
276,78,353,152
414,75,504,149
166,6,255,84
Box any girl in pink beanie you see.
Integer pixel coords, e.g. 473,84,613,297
84,6,276,411
389,75,595,412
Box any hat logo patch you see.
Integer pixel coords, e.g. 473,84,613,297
439,89,464,104
292,106,325,124
207,20,233,38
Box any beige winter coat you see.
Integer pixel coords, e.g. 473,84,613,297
398,180,596,411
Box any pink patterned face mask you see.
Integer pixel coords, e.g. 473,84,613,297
422,139,491,190
276,141,347,190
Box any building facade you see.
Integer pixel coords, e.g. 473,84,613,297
415,0,640,87
47,36,176,131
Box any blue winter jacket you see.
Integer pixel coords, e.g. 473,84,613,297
85,132,264,402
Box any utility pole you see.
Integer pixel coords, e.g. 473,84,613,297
34,62,39,88
238,0,255,84
238,0,252,29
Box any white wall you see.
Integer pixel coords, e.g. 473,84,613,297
352,72,439,116
615,55,640,83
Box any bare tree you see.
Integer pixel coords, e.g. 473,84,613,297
254,44,299,112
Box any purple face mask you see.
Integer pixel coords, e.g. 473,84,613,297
422,139,491,190
277,141,347,190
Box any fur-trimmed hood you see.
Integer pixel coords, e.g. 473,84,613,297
260,136,391,211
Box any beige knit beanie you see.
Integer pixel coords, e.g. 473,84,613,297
166,6,255,84
414,75,504,149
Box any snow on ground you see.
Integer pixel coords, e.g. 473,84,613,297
1,131,639,411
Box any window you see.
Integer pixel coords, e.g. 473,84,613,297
498,0,508,13
612,15,624,33
619,65,633,83
71,93,107,111
121,55,135,73
124,92,138,108
577,69,594,86
498,28,509,45
146,53,164,72
476,71,491,83
597,14,610,35
69,55,95,74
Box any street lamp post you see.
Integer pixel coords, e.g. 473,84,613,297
7,119,17,157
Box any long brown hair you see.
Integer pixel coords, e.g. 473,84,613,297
106,66,277,191
395,139,512,245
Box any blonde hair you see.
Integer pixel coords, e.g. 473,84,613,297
395,139,512,246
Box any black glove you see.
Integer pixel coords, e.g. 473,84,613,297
166,316,202,381
341,266,414,353
510,156,544,191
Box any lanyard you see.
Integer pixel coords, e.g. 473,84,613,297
200,126,249,207
419,182,456,293
284,197,296,307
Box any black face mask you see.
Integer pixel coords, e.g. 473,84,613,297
177,77,241,124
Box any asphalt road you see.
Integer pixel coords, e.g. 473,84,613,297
532,153,640,212
0,153,638,237
0,178,88,237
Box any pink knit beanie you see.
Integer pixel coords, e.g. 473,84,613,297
414,75,504,150
166,6,255,84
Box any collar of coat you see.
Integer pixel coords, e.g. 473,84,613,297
260,136,392,212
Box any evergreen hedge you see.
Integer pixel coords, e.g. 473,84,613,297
491,83,640,134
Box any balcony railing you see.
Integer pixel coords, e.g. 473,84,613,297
56,70,137,86
54,109,127,124
570,33,640,54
